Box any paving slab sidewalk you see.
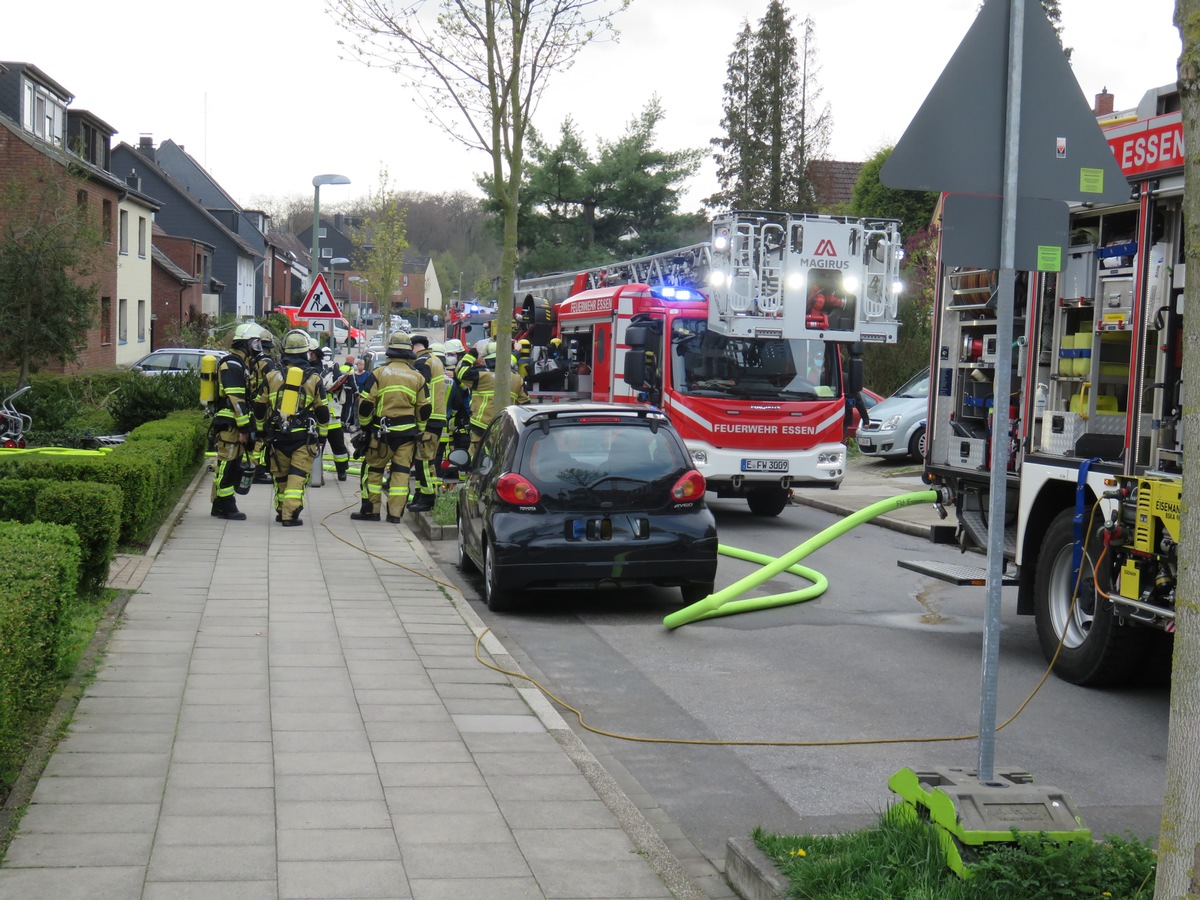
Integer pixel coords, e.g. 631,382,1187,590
0,465,713,900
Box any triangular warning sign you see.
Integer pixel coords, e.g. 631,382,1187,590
881,0,1129,204
299,274,342,319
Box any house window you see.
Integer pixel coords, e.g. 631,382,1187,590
77,189,87,208
103,200,113,242
138,217,147,258
138,300,146,342
118,298,128,344
119,210,129,254
100,298,112,345
23,79,67,145
319,227,327,239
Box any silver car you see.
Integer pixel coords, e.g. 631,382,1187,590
855,367,929,461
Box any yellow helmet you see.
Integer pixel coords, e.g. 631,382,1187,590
483,341,497,360
233,322,260,343
282,329,310,354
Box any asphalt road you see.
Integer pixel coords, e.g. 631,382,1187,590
429,491,1170,871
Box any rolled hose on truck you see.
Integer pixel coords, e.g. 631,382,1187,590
664,490,939,629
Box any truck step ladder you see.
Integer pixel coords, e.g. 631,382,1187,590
898,559,1018,586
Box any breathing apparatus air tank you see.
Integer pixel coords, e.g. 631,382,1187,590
279,364,305,417
199,354,219,405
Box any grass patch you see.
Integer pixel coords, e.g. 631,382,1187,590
755,808,1156,899
433,483,460,526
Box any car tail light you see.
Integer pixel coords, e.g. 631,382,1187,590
495,473,541,505
671,469,705,501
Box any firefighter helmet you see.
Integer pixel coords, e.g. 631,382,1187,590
483,341,498,360
258,326,275,348
388,331,413,352
283,330,311,354
430,342,446,356
443,338,465,355
233,322,260,343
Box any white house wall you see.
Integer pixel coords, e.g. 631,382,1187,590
115,197,155,365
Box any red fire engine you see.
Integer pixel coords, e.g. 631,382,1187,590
506,210,905,516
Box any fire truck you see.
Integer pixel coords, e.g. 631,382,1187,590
511,210,905,516
911,84,1183,686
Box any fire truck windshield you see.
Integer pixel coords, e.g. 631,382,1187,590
668,319,838,401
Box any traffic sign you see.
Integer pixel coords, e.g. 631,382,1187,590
298,274,342,319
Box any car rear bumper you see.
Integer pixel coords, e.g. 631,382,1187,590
488,512,718,592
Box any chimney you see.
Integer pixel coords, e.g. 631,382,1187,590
1094,87,1114,116
137,134,155,160
126,169,141,191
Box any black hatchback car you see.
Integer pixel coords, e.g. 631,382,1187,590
453,402,718,611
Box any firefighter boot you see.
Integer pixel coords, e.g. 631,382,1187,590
336,461,348,482
407,492,434,514
386,513,403,524
351,500,380,522
211,497,247,521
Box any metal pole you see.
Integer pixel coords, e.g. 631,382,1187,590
310,186,321,291
978,0,1024,784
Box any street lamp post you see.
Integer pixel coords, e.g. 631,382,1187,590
310,174,351,289
309,175,349,489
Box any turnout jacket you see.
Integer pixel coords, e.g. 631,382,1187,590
357,355,430,441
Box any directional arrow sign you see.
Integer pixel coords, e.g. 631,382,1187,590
298,274,342,319
881,0,1130,204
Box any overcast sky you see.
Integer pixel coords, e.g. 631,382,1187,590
4,0,1180,214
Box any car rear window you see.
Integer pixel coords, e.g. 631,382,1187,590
521,421,688,508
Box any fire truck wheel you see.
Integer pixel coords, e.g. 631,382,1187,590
483,538,514,612
747,489,789,517
1033,509,1150,686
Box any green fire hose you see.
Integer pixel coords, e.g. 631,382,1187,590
664,490,939,629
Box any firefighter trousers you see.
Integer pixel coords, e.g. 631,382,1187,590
211,425,246,503
268,439,317,523
360,433,418,519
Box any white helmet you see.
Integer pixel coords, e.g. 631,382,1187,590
443,338,465,355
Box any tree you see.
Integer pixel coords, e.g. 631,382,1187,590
505,98,704,274
1156,9,1200,896
708,21,760,209
709,3,832,211
329,0,629,411
352,170,409,343
848,147,939,231
0,164,106,388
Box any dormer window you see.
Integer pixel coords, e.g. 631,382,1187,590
22,77,67,146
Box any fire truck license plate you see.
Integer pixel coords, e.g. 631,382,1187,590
741,459,788,473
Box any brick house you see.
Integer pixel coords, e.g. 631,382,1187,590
0,62,131,373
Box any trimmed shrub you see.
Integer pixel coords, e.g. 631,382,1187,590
0,453,161,545
0,521,81,720
0,478,53,523
35,483,121,596
107,371,203,433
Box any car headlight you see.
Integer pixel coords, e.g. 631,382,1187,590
881,414,903,430
689,448,708,465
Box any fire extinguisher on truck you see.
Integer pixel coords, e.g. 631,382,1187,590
504,210,906,517
907,83,1183,687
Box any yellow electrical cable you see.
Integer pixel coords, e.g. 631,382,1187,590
317,497,1106,750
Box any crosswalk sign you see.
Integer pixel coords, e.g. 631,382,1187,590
298,274,342,319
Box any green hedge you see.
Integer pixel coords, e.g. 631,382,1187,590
0,480,120,596
0,522,81,745
0,409,209,545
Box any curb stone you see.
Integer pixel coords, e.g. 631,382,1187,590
724,836,788,900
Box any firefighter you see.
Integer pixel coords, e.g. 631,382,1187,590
210,322,261,520
352,331,430,523
407,335,446,513
462,341,530,460
516,338,533,388
250,326,279,484
442,339,472,453
318,349,352,482
256,329,331,526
